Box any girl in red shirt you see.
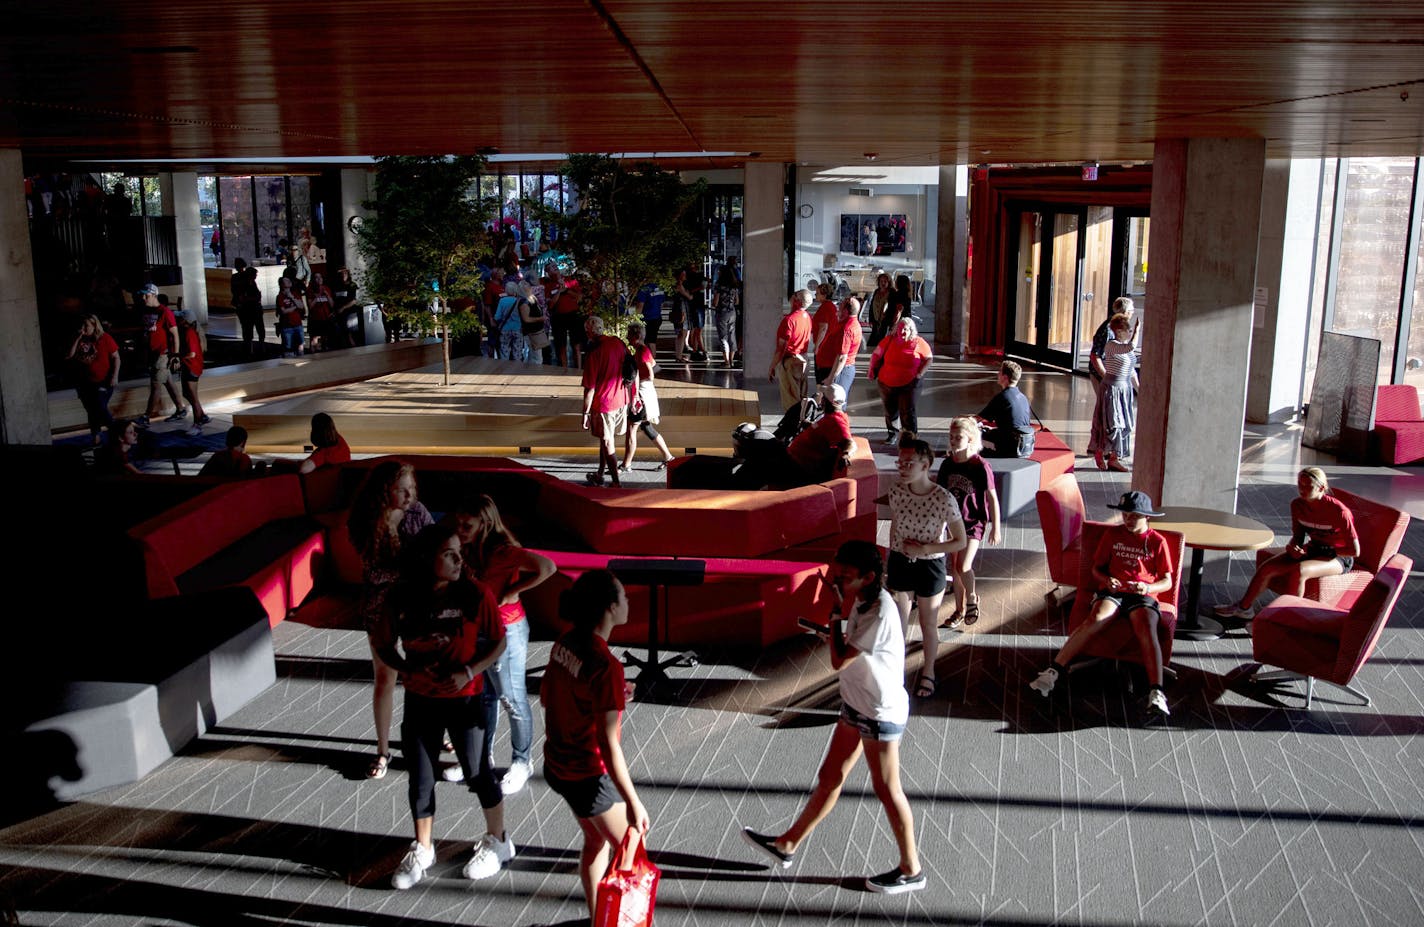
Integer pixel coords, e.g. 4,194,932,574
373,523,514,889
541,569,650,923
1213,467,1360,620
66,314,120,445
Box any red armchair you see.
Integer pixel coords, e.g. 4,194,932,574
1065,521,1187,674
1035,473,1086,619
1371,385,1424,465
1254,487,1409,609
1248,554,1412,708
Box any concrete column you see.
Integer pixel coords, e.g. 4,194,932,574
1136,138,1266,512
0,149,51,444
742,162,786,379
339,168,375,279
934,164,969,355
1246,158,1322,424
158,172,210,332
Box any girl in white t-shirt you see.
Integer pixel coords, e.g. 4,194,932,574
739,541,926,895
887,437,967,699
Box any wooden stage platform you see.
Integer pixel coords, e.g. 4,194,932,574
235,356,760,455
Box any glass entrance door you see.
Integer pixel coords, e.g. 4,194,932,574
1008,206,1082,368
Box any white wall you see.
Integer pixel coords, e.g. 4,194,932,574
792,176,938,291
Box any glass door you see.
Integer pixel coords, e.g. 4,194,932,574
1007,205,1082,369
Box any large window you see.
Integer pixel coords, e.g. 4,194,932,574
1405,196,1424,389
205,174,318,267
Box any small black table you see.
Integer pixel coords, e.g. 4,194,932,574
608,558,707,696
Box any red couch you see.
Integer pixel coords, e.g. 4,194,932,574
129,474,326,627
1371,385,1424,465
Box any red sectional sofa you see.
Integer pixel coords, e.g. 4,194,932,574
1370,385,1424,465
129,450,874,648
128,474,326,627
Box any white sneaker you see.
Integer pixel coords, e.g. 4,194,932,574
1143,688,1171,724
1211,602,1253,620
500,760,532,795
1029,666,1059,697
186,425,203,437
440,762,465,783
391,840,435,890
462,832,516,880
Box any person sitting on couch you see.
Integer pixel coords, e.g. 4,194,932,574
976,360,1035,458
734,382,853,490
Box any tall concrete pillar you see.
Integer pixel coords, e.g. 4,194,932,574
934,164,968,355
158,172,210,330
1246,158,1323,424
1136,138,1266,511
742,162,786,379
339,168,375,279
0,149,51,444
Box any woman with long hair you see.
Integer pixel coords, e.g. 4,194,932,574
1086,312,1139,472
542,569,651,922
451,494,555,796
887,437,967,698
936,416,1001,628
347,460,434,779
1212,467,1360,621
621,321,677,471
66,313,120,446
375,522,515,889
867,273,893,346
300,412,351,473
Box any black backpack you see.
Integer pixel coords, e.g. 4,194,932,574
621,347,638,387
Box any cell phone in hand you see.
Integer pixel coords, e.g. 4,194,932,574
798,616,831,635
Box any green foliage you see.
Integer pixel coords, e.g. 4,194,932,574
356,155,495,338
525,154,706,314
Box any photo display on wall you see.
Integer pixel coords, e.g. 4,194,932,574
839,214,908,256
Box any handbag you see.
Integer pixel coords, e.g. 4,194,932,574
594,830,660,927
527,328,551,350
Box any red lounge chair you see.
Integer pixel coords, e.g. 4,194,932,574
1247,554,1412,708
1035,473,1085,620
1371,385,1424,465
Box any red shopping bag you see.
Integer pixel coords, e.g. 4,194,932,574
594,830,661,927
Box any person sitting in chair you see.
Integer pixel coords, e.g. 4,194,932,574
735,383,852,490
1027,490,1175,726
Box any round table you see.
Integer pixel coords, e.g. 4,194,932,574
1153,506,1276,641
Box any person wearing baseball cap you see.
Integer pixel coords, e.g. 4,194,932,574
1028,490,1175,725
733,380,852,490
136,284,185,427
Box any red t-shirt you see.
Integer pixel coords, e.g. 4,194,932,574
75,332,119,384
813,303,843,368
776,308,811,356
547,279,580,316
542,631,627,780
306,434,351,469
146,305,176,354
1094,525,1173,595
180,326,203,376
468,542,529,626
871,336,931,388
787,409,852,474
277,292,305,327
381,579,504,698
836,316,863,364
1291,494,1357,555
633,342,655,380
307,285,334,321
583,335,630,413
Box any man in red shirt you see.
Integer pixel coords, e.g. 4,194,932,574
137,284,185,426
820,296,863,399
811,284,841,384
770,289,813,411
1029,491,1175,725
581,316,631,487
545,262,584,368
736,383,853,489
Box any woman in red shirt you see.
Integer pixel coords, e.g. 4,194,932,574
452,494,555,796
869,317,933,445
300,413,351,473
542,569,651,923
1213,467,1360,621
66,314,120,445
373,523,514,890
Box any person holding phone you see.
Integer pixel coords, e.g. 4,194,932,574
741,540,925,895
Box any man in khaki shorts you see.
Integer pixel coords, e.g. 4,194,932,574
581,316,631,488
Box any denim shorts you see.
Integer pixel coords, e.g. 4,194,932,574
840,702,905,742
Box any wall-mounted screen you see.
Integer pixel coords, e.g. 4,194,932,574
839,213,908,256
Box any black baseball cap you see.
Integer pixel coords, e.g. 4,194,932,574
1107,490,1164,517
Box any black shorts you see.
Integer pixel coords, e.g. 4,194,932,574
886,550,947,597
181,368,200,384
1092,591,1162,620
545,769,621,819
1303,544,1354,572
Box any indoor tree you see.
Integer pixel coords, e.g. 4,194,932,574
356,155,494,385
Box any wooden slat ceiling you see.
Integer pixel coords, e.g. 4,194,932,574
2,0,1423,170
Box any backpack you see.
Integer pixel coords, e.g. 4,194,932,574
621,347,638,387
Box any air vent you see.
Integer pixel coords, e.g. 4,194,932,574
849,187,874,197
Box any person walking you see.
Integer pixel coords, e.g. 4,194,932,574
936,416,1001,628
66,314,119,446
621,321,677,471
740,540,925,895
582,316,631,487
868,317,932,445
176,311,210,434
712,264,740,368
136,284,185,426
1087,312,1139,471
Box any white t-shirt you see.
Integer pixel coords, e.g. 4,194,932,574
839,588,909,724
889,481,963,561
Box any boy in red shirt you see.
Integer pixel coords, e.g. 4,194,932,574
176,311,211,435
1029,491,1175,724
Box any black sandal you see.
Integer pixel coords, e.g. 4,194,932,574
914,673,937,698
367,752,391,780
963,598,981,626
